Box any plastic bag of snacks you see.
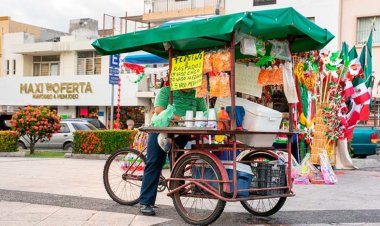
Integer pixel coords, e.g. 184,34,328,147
209,75,221,98
203,52,213,74
196,75,208,97
274,65,284,85
257,67,269,86
219,73,231,98
240,37,257,56
212,50,231,72
269,40,291,61
319,150,338,184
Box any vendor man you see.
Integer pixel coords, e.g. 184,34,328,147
139,86,207,216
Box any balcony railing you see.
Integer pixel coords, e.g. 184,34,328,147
144,0,225,14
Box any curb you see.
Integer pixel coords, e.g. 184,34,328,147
65,153,110,160
0,151,26,157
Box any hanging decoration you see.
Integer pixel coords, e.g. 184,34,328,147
122,62,146,84
116,76,122,129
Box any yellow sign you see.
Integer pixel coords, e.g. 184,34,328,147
19,82,93,100
170,52,204,91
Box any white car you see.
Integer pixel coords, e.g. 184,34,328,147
19,120,97,151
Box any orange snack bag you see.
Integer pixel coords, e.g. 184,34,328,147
203,52,213,74
212,51,231,72
220,73,231,98
209,75,221,98
196,76,208,97
257,68,269,85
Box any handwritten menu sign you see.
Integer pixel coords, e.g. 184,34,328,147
235,63,262,97
170,52,204,90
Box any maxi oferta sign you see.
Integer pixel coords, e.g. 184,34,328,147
19,82,93,99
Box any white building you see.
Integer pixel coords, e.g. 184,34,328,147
0,19,152,128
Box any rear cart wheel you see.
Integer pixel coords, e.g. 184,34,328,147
240,152,287,217
170,153,226,226
103,148,146,205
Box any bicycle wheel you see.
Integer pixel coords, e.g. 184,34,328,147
240,152,287,217
170,153,226,226
103,148,146,205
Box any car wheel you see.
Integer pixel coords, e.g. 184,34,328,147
63,143,73,152
18,141,27,150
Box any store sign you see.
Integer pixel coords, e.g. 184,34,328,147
19,82,93,99
170,52,204,91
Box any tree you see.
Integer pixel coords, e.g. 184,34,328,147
11,106,60,154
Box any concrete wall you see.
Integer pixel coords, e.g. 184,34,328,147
340,0,380,98
225,0,341,50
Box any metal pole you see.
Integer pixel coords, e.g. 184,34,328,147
110,84,115,130
230,32,236,130
169,46,173,104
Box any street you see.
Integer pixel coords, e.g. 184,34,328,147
1,157,380,225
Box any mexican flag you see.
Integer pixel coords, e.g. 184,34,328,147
358,30,373,120
352,30,372,106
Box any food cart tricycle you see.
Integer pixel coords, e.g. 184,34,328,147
92,7,333,225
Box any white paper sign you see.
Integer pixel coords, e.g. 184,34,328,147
235,63,262,97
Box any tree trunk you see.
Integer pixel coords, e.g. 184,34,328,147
30,142,35,155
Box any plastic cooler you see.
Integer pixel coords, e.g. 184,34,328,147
215,97,283,147
192,161,253,197
224,162,253,197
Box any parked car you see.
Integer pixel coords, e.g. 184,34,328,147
18,120,97,152
351,125,379,158
61,118,106,130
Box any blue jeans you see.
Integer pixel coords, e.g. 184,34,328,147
139,133,190,206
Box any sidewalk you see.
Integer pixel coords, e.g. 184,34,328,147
1,157,380,225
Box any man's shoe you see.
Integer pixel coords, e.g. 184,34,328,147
140,205,155,216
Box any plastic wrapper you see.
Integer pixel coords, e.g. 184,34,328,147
293,154,311,184
151,104,176,127
319,150,338,184
196,75,208,97
240,37,257,56
269,40,291,61
203,52,213,74
255,38,266,56
133,131,148,152
274,65,284,85
212,51,231,72
219,73,231,98
209,75,221,98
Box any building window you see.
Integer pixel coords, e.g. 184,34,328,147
357,16,380,44
33,55,60,76
253,0,276,6
6,60,9,75
77,51,101,75
13,59,16,75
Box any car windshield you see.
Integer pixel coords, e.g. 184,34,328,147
72,123,97,131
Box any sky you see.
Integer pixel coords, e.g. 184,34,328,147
0,0,144,32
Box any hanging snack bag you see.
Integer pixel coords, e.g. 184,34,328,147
219,72,231,98
257,67,269,86
209,75,221,98
240,37,257,56
212,50,231,72
269,40,291,61
203,52,213,74
196,75,208,98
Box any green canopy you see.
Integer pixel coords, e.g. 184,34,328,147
92,7,334,57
